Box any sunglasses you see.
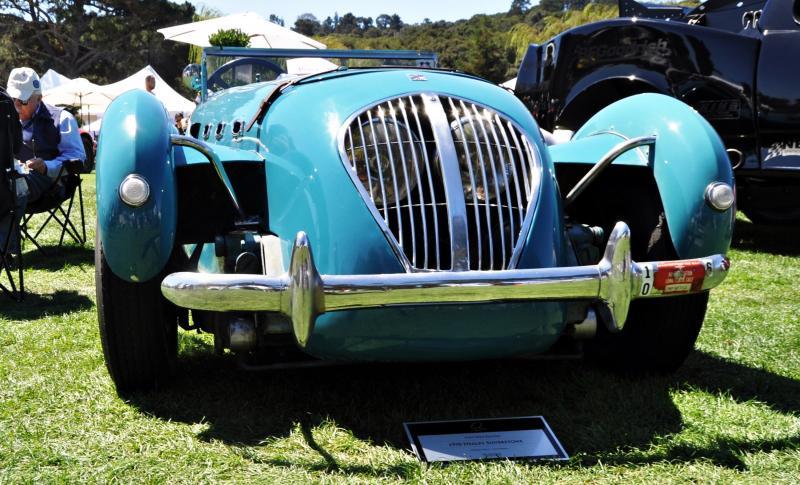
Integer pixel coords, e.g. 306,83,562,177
12,97,31,106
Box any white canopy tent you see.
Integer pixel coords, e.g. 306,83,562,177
99,65,195,118
286,57,338,76
501,77,517,90
40,69,72,91
157,11,325,49
43,77,114,125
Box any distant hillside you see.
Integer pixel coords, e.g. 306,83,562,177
311,3,619,83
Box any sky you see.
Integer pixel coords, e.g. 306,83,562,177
188,0,520,26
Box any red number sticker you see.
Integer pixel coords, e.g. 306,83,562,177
653,260,706,294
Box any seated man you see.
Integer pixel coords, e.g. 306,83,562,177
0,67,86,258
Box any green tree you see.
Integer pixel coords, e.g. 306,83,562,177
461,17,510,82
376,14,392,29
539,0,565,12
0,0,193,85
389,14,403,31
294,13,320,36
335,13,359,34
509,0,531,15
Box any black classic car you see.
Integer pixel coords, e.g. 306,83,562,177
515,0,800,223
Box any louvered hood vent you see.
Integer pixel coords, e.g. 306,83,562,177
340,93,542,272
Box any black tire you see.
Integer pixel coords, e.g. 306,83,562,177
80,134,94,173
585,197,710,373
96,234,178,394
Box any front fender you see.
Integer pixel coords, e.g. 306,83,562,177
551,93,734,258
96,90,176,282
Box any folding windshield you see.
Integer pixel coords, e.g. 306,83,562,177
187,48,438,102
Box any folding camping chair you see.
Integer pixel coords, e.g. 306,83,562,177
21,159,87,254
0,174,24,301
1,91,23,301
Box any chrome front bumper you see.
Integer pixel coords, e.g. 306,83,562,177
161,222,729,348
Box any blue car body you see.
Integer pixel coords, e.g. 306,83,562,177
95,48,733,384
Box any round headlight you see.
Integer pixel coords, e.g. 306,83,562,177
705,182,734,211
350,114,418,207
119,174,150,207
452,114,510,202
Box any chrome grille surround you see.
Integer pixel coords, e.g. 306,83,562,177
338,92,542,272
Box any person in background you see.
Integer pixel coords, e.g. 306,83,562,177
145,74,156,94
174,112,185,135
0,67,86,258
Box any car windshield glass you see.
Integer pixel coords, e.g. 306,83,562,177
201,49,437,93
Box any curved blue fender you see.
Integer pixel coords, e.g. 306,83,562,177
96,90,176,282
549,93,734,258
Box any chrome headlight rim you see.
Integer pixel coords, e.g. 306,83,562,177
118,173,151,208
349,115,420,206
704,181,735,212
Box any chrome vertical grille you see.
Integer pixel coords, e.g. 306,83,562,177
340,93,540,272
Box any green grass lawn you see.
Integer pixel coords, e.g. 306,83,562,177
2,175,798,483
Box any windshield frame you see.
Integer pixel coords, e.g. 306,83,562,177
199,47,439,103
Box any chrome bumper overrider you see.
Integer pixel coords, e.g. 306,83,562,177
161,222,729,348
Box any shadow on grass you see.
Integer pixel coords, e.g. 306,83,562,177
21,245,94,271
127,343,800,475
732,218,800,256
0,289,93,319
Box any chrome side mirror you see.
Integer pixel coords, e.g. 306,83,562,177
182,64,201,91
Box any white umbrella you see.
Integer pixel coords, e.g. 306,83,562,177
157,12,326,49
43,77,113,125
86,117,103,137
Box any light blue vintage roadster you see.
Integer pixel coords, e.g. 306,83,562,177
95,48,734,393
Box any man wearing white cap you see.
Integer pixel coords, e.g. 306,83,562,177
0,67,86,256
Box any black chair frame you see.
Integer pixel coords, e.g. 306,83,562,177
20,159,86,255
1,90,24,300
0,203,24,301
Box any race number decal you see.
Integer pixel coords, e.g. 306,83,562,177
653,260,706,294
640,263,655,296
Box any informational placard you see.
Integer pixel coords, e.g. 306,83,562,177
404,416,568,463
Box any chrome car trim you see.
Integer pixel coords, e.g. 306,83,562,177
337,93,436,273
582,129,652,165
448,98,482,264
398,97,428,268
338,92,542,273
461,100,495,268
377,105,405,248
423,93,470,271
704,181,735,211
487,112,515,266
171,135,245,219
409,95,442,269
472,103,507,268
389,99,418,264
564,135,656,207
162,222,730,349
118,174,150,208
230,137,267,160
506,124,543,269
